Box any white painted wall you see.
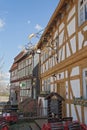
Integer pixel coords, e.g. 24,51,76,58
67,17,76,37
65,70,68,78
58,49,62,62
84,107,87,125
59,22,64,33
70,36,76,54
59,30,64,46
50,84,54,92
70,79,80,98
71,104,77,120
67,6,75,22
53,30,58,39
71,104,82,122
66,42,71,57
78,25,87,49
83,25,87,31
60,72,64,79
71,66,80,76
38,97,47,116
66,104,69,117
61,46,65,61
78,31,84,49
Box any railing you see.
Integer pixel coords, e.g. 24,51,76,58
19,107,48,119
36,107,48,117
73,97,87,107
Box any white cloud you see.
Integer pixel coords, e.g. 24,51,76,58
0,72,10,80
35,24,42,31
27,20,31,24
0,18,5,28
0,80,9,83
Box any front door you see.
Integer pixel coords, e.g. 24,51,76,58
57,82,66,117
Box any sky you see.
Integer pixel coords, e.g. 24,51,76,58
0,0,59,84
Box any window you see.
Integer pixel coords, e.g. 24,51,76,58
83,68,87,99
47,78,50,92
42,79,50,93
80,7,84,24
85,70,87,76
79,0,87,25
20,89,31,97
85,2,87,19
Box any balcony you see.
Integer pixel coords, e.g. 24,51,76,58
73,97,87,107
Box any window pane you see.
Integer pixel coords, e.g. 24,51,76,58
85,3,87,20
80,0,83,6
80,7,84,24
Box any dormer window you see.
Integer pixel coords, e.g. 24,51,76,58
79,0,87,25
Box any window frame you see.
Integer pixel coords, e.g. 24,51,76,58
78,0,87,25
83,68,87,99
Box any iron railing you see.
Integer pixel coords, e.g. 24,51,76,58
19,107,48,119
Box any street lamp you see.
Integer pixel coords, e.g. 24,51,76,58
28,29,44,40
27,28,58,57
26,29,59,98
29,29,59,63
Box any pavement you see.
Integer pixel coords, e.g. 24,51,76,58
35,119,48,129
9,122,32,130
9,118,48,130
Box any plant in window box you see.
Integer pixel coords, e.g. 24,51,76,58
74,96,83,105
84,99,87,105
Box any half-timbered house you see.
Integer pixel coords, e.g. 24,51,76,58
9,47,40,107
37,0,87,124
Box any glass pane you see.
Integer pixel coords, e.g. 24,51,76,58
85,3,87,20
80,7,84,24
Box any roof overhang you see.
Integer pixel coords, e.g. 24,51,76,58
37,0,69,48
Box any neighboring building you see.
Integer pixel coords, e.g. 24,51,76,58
37,0,87,124
0,96,9,114
9,48,40,107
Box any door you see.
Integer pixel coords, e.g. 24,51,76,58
57,82,66,117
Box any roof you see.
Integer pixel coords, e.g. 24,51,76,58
9,50,28,72
37,0,69,48
45,92,65,101
14,50,28,63
9,62,17,72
